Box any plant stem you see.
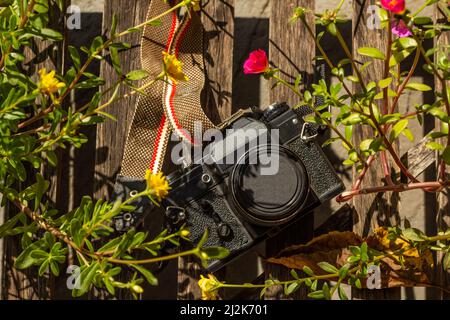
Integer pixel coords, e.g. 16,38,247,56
335,28,367,94
383,15,392,115
337,181,448,202
107,248,198,265
390,46,421,114
380,151,394,186
352,155,376,191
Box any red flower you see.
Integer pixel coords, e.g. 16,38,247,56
243,49,269,75
381,0,405,14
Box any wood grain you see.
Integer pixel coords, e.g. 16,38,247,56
435,2,450,300
95,0,149,200
351,0,401,300
264,0,315,300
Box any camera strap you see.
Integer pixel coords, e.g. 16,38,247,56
120,0,216,179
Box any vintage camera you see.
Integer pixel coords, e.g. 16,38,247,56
113,102,344,271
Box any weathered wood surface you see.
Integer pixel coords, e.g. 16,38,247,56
177,0,235,300
96,0,148,200
352,0,401,299
264,0,315,300
401,137,435,178
435,2,450,300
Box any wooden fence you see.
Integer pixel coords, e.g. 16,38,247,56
0,0,449,300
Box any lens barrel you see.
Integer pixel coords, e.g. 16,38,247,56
230,145,309,226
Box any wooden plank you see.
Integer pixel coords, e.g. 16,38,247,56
264,0,315,300
351,0,401,299
95,0,148,199
401,137,435,178
177,0,235,300
435,2,450,300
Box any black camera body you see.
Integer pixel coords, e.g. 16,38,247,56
161,102,343,270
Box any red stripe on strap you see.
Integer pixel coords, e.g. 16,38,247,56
168,16,195,144
149,114,167,171
149,4,179,172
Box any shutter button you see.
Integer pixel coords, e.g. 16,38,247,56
217,223,232,240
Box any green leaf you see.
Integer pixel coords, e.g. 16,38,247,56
72,262,100,297
90,36,104,54
68,46,81,70
405,83,432,91
327,23,337,36
338,286,348,300
285,282,301,295
126,69,149,81
360,242,369,262
342,113,363,125
40,28,63,41
428,108,450,123
389,119,408,142
110,14,118,36
357,47,385,60
290,269,299,279
197,229,209,248
322,283,331,300
378,77,392,89
131,264,158,286
307,290,325,299
10,159,27,181
443,146,450,166
443,252,450,270
426,141,444,151
50,261,60,276
413,16,432,25
303,266,315,276
110,47,122,75
15,243,43,269
34,173,48,211
402,128,414,142
398,37,417,49
339,265,350,279
38,259,50,276
402,228,427,242
317,262,339,274
200,246,230,260
45,150,58,167
0,213,24,238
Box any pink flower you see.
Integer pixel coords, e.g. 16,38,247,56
381,0,405,14
243,49,269,75
392,19,412,37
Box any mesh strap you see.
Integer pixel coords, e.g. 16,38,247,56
120,0,216,178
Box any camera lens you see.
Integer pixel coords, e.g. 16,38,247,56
230,145,309,226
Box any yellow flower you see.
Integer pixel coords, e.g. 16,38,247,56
144,170,170,201
180,229,190,237
162,51,189,83
38,68,65,95
198,274,221,300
